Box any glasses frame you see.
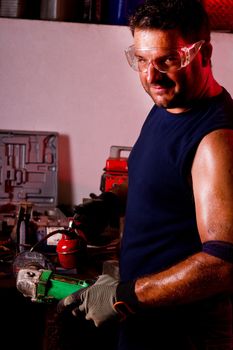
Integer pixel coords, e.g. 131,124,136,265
125,40,205,73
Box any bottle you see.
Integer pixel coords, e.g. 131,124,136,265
56,220,87,270
106,0,128,25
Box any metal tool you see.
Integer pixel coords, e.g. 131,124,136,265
16,267,91,303
14,250,92,303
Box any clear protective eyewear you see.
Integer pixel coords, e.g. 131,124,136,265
124,40,205,73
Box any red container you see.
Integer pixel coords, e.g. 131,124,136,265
100,145,132,192
56,233,85,269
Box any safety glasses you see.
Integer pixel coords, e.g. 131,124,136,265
125,40,205,73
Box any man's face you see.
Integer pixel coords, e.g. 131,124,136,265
133,29,209,112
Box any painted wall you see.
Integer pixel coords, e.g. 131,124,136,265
0,18,233,205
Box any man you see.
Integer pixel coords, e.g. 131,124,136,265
58,1,233,349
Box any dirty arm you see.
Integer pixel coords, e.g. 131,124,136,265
135,129,233,307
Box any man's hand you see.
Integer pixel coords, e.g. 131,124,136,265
57,274,119,327
57,274,139,327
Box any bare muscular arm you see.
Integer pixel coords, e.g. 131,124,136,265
135,129,233,307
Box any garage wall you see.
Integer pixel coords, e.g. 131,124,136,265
0,18,232,205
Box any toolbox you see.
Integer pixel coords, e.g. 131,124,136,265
0,129,68,253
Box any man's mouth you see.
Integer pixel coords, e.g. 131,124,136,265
150,84,173,94
150,79,175,91
152,84,169,90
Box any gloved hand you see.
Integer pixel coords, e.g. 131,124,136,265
57,274,139,327
73,192,121,244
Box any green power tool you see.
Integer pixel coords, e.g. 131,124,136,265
14,251,93,303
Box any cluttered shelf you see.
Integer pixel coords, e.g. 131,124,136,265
0,0,142,26
0,1,233,32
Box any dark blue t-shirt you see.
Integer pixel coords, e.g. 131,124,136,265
120,89,233,282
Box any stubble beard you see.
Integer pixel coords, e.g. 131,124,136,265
147,84,189,110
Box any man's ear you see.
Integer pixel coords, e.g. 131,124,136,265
201,42,212,67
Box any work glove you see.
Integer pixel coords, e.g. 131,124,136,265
57,274,138,327
73,192,121,244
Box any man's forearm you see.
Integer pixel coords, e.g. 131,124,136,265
135,252,233,307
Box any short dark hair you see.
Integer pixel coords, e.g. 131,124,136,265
129,0,211,43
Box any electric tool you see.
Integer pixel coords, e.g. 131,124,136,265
14,250,93,304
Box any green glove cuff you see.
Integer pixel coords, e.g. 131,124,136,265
116,280,139,314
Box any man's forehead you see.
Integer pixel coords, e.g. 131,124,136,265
133,28,187,49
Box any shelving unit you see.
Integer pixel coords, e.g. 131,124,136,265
0,0,143,26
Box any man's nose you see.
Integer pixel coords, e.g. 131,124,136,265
146,62,163,83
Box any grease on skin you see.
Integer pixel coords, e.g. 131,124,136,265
135,252,233,308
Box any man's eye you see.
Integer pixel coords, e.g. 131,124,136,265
136,57,147,64
163,54,181,66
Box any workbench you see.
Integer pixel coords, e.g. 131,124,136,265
0,237,120,350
